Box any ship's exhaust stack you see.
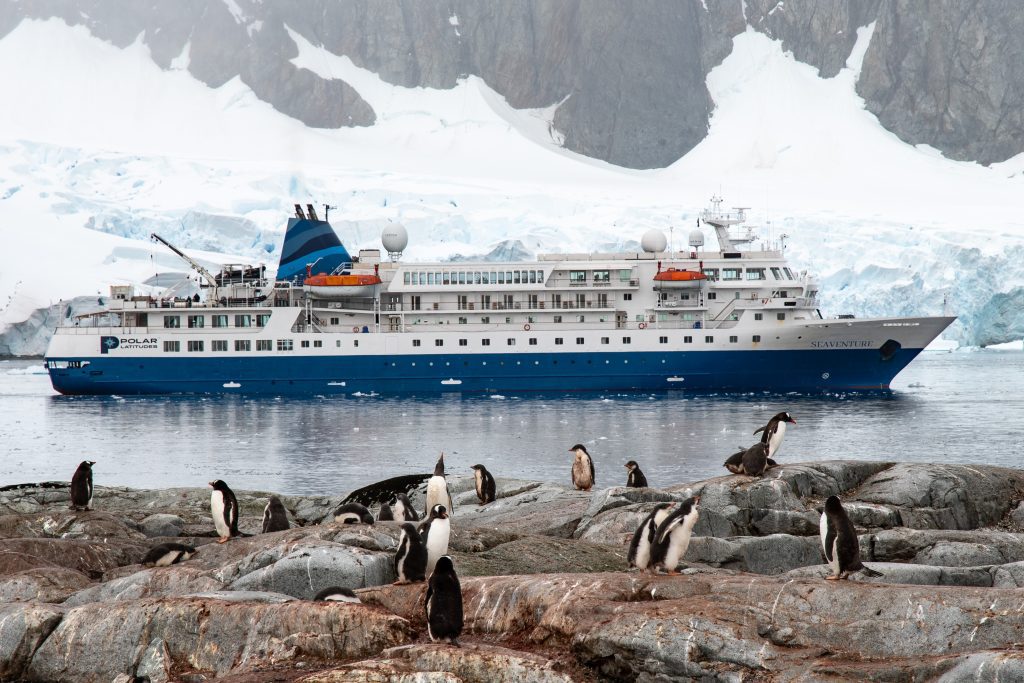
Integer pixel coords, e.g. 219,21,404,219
277,205,351,284
307,204,319,221
294,204,306,220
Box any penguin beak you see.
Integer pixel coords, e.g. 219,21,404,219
694,495,701,505
208,481,215,488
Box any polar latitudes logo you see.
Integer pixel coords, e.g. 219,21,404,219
100,336,119,354
100,336,158,354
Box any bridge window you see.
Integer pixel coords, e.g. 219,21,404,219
188,315,205,329
164,316,180,329
235,315,252,327
723,268,741,281
276,339,293,351
746,269,765,280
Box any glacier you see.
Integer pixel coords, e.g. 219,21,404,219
1,19,1023,356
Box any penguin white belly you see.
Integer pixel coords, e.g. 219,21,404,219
211,491,229,538
663,510,699,571
474,470,483,498
393,499,407,521
426,476,449,512
829,538,841,575
335,513,360,524
425,518,450,575
768,423,787,459
637,508,671,569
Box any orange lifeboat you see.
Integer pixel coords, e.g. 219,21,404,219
303,273,382,299
653,268,707,288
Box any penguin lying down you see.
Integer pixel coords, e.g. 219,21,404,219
723,443,778,477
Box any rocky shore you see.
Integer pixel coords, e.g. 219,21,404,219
4,460,1024,681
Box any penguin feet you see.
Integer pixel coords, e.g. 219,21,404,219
393,579,409,585
825,575,840,581
217,536,230,544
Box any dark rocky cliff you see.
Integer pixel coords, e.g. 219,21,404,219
1,0,1020,168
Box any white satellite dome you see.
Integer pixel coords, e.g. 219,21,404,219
688,229,705,248
640,229,668,253
381,224,409,255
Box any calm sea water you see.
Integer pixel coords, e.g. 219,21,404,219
0,351,1020,496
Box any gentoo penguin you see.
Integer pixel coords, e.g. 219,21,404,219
262,495,290,533
723,442,771,477
569,444,595,491
393,493,420,522
820,495,883,581
418,504,451,577
651,496,701,575
754,411,796,460
141,542,196,567
313,586,361,603
332,502,374,524
208,479,240,543
627,502,673,572
425,555,464,645
378,502,395,521
425,453,454,518
70,460,95,511
624,460,648,488
394,521,428,584
470,464,496,505
724,446,778,475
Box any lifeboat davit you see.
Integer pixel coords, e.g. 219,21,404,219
303,273,382,299
653,268,707,288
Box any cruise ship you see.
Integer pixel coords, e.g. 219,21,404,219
44,198,954,395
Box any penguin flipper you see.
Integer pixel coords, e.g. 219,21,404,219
753,426,766,435
654,514,684,546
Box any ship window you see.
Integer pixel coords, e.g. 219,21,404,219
459,339,468,346
163,341,180,352
554,315,562,323
730,336,738,343
188,340,204,352
459,317,467,324
754,313,763,321
577,315,585,323
601,337,609,345
457,272,465,285
276,339,293,351
427,273,434,285
569,270,586,283
576,337,585,345
705,336,713,343
329,317,339,325
483,272,492,285
212,315,228,327
353,340,358,347
474,272,482,284
529,270,537,284
442,272,450,285
506,271,512,283
410,296,421,311
746,268,765,280
256,340,272,351
235,315,252,327
623,293,632,301
594,270,610,283
555,337,563,345
497,272,504,284
164,316,181,329
256,314,271,327
777,313,786,320
770,267,783,280
707,293,717,300
482,339,490,346
507,338,515,346
413,339,421,347
435,272,441,284
735,292,741,299
784,267,796,280
778,290,789,298
212,340,228,352
481,316,490,324
659,336,668,344
404,272,411,284
435,339,443,347
702,268,719,281
753,335,761,342
622,337,631,344
684,336,692,343
187,315,205,328
723,268,741,280
235,340,251,352
301,340,310,348
529,338,537,346
513,271,521,284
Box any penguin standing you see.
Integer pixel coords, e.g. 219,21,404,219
394,521,428,584
209,480,240,543
650,496,700,575
392,493,420,522
624,460,648,488
820,495,883,581
470,464,496,505
569,444,595,491
419,504,451,576
313,586,361,603
70,460,95,511
722,442,771,477
425,555,463,645
142,542,196,567
378,502,395,521
754,411,796,460
627,502,672,572
262,495,290,533
332,502,374,524
425,453,454,518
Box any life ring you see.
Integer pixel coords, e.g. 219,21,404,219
352,326,360,333
638,322,647,330
523,323,531,331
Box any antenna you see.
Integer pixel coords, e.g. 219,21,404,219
324,204,337,222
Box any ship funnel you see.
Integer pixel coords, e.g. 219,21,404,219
276,210,351,284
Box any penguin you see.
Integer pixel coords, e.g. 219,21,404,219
332,502,374,525
425,453,454,518
262,495,290,533
470,464,496,505
418,504,451,576
820,495,884,581
754,411,796,460
208,479,240,543
141,542,196,567
70,460,95,511
425,555,463,645
627,502,673,572
393,493,420,522
569,444,595,491
378,502,395,521
650,496,700,575
313,586,361,603
724,447,779,475
624,460,648,488
394,521,428,584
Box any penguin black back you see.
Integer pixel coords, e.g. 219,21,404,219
209,479,240,543
313,586,360,602
821,495,883,580
262,495,290,533
70,460,95,510
627,502,672,570
740,442,770,477
378,502,395,521
141,542,196,567
394,521,428,584
471,464,496,504
332,502,374,525
425,555,463,644
625,461,648,488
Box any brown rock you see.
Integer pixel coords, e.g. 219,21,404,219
0,538,146,578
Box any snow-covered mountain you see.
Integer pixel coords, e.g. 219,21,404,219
1,17,1023,354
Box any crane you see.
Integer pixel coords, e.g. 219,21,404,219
150,233,219,289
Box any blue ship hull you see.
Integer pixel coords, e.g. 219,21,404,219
46,347,923,395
